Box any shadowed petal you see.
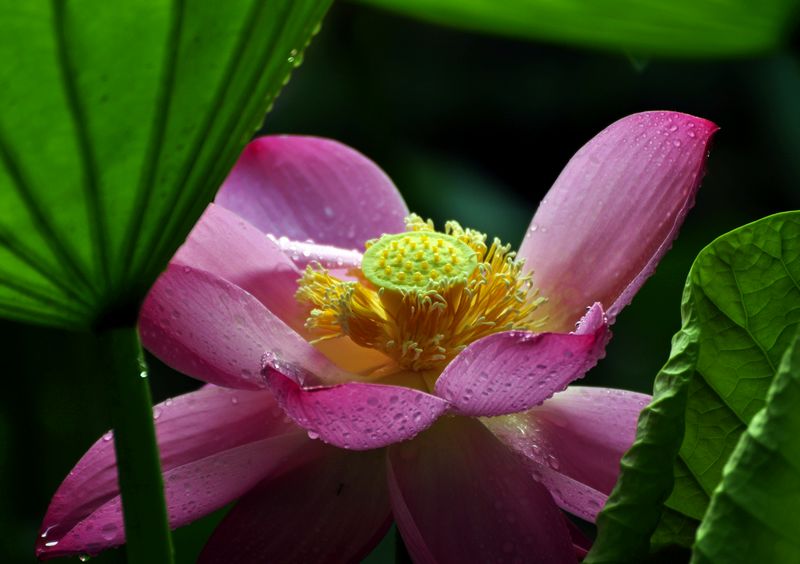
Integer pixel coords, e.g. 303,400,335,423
486,386,650,521
200,449,391,564
264,367,449,450
216,135,408,247
139,264,350,389
37,386,319,559
172,203,306,331
387,416,576,564
435,303,610,417
518,111,718,331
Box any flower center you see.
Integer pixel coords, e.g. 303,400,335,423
296,215,546,375
361,231,478,292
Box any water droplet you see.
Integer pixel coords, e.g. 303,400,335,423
79,555,91,562
231,396,239,405
99,523,117,541
307,430,319,440
102,431,113,442
139,370,148,379
44,541,59,548
164,398,173,407
323,205,334,218
153,407,162,420
673,139,682,147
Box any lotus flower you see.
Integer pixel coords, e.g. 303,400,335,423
37,111,717,563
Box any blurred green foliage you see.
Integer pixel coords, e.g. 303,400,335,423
2,2,800,563
356,0,800,58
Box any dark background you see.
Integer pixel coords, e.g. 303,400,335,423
2,3,798,562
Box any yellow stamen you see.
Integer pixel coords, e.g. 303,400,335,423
296,214,546,374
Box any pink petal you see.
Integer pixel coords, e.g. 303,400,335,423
518,111,718,331
387,416,576,564
200,448,391,564
171,203,306,331
434,303,610,417
37,386,319,559
264,366,449,450
486,386,651,521
216,135,409,247
139,264,349,389
267,235,363,271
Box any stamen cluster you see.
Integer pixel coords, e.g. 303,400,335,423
296,215,545,373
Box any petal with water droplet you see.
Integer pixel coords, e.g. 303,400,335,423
265,367,449,450
518,111,718,331
171,203,307,331
36,386,318,559
216,136,408,248
485,386,651,521
140,264,349,390
434,303,610,417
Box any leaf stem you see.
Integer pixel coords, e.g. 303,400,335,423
100,327,174,563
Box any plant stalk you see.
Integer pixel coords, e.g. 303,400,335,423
99,327,174,563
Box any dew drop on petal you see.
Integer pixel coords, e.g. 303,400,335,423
99,523,117,541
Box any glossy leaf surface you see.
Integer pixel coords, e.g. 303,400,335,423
587,212,800,561
692,328,800,563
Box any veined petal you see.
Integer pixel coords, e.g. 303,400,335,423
486,386,650,521
139,264,350,390
518,111,718,331
434,303,610,417
216,135,408,247
265,367,449,450
200,449,391,564
172,203,306,331
387,416,576,564
36,386,318,559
